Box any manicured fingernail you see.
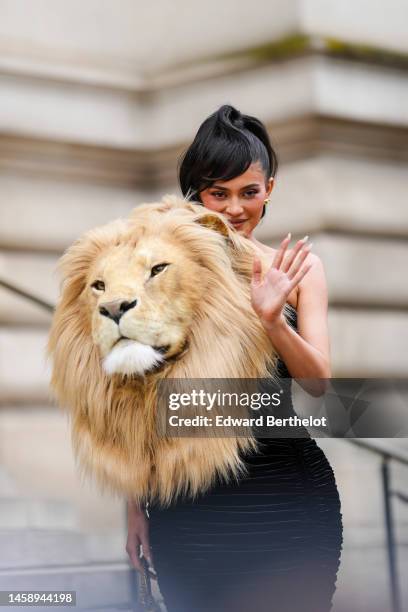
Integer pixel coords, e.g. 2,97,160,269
302,235,309,242
308,242,313,249
287,232,291,239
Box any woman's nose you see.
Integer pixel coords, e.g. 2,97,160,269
225,198,244,215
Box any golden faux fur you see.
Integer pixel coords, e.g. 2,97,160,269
47,195,286,506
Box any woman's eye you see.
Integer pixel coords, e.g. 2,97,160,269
91,280,105,291
150,263,169,277
244,190,258,198
211,192,226,199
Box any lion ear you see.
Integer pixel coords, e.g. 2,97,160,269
195,213,230,238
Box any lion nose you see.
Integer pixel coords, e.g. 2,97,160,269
99,299,137,324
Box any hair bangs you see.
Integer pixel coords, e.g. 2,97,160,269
179,105,278,203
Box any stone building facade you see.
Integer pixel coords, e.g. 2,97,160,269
0,1,407,610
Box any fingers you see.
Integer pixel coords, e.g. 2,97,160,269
287,242,313,280
281,235,309,274
289,260,314,290
271,233,291,269
252,257,263,286
126,537,143,573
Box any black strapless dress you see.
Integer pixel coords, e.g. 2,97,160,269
148,305,343,612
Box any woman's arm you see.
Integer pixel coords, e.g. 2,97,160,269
262,254,331,382
126,499,156,576
251,236,331,395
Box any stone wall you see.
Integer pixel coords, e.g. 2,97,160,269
1,2,407,610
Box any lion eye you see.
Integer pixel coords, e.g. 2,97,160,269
91,280,105,292
150,263,169,277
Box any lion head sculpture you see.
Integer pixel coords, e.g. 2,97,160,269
47,195,285,506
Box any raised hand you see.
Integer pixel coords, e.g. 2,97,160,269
251,233,314,328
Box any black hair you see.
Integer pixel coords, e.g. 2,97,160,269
178,104,278,218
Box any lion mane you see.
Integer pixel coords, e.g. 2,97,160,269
47,195,284,507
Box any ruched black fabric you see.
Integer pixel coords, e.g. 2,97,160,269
148,305,343,612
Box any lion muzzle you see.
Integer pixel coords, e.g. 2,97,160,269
103,338,165,376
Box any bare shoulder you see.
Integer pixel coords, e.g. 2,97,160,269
298,252,328,308
253,242,276,256
299,252,326,287
255,243,301,260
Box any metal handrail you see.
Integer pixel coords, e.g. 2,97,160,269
348,438,408,466
347,438,408,612
0,278,55,313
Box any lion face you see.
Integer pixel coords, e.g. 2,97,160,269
48,196,279,504
87,234,202,376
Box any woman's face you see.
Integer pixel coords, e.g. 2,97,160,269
199,162,274,238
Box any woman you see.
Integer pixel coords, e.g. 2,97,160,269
126,105,343,612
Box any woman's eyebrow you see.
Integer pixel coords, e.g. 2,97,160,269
210,182,260,190
210,184,228,190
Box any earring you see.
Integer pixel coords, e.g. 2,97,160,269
264,198,270,205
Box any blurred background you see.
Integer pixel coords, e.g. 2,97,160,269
0,1,407,610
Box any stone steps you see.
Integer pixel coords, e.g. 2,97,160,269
0,562,135,611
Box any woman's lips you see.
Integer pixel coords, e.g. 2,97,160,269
229,219,248,227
